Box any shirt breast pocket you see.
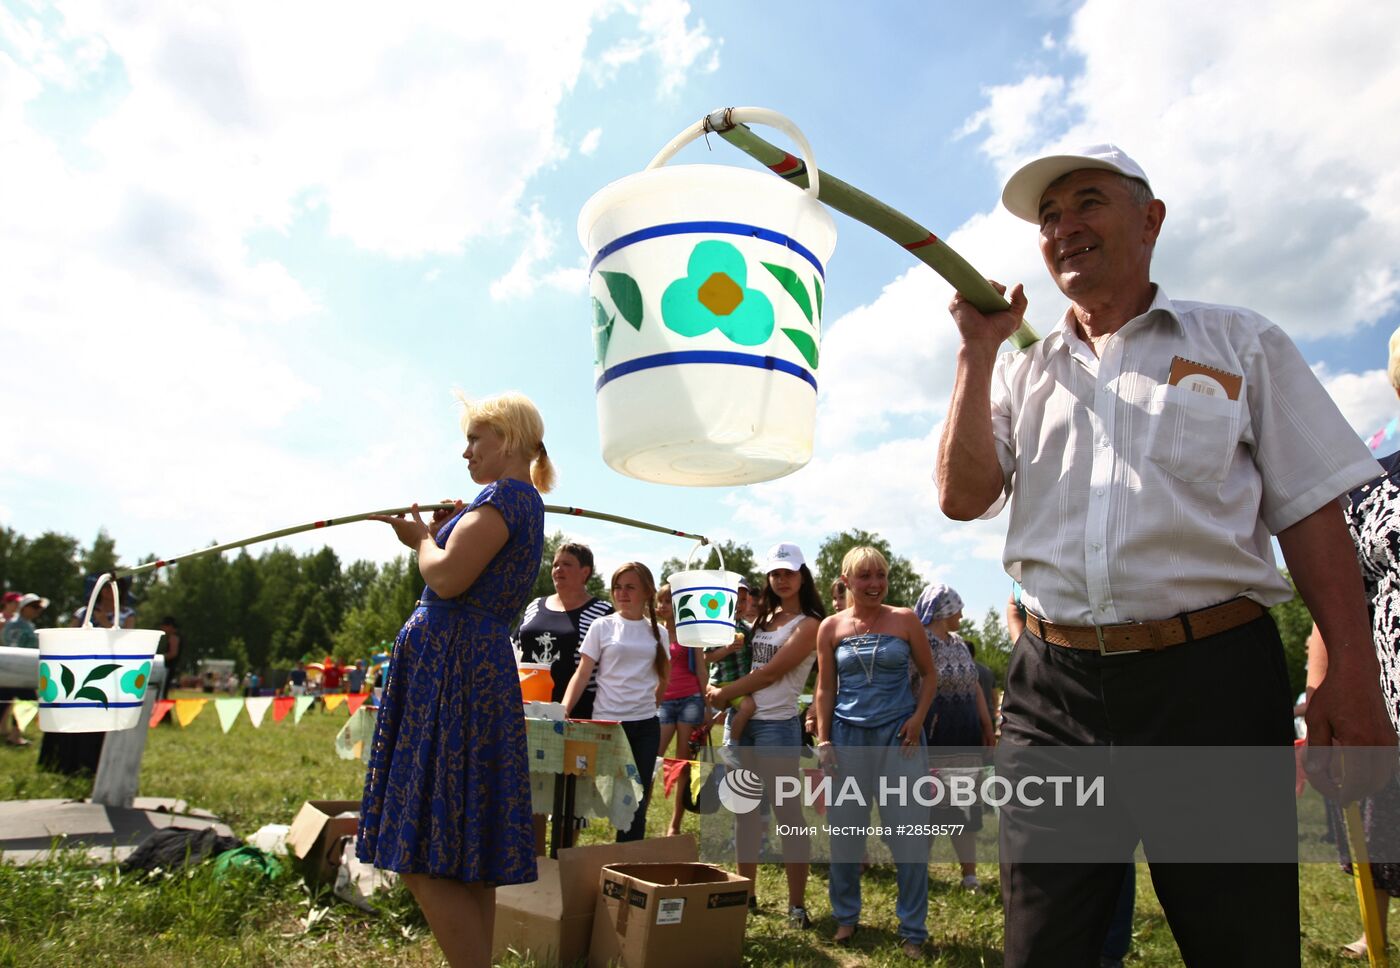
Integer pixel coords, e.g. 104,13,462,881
1145,383,1243,483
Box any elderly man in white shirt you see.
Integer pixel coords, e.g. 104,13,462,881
938,145,1397,967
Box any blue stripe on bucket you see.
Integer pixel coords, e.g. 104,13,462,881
589,220,826,278
37,654,155,661
596,350,816,393
39,701,145,708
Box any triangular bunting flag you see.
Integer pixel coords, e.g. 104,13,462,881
149,699,174,728
322,693,346,713
175,698,207,728
661,757,690,799
245,696,273,728
345,693,369,717
293,695,314,724
272,696,294,723
11,700,38,733
214,697,244,733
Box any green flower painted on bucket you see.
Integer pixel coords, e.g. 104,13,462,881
120,661,152,698
37,662,58,703
661,240,774,346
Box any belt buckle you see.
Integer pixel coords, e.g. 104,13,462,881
1093,621,1142,656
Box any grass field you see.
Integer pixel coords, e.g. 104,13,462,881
0,693,1391,966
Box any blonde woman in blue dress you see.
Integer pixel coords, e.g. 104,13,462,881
359,392,553,968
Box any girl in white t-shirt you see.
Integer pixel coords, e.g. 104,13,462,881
563,561,669,842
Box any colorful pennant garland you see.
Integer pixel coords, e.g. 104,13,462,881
149,699,174,727
322,693,346,713
175,698,208,728
293,695,315,724
245,696,272,728
10,699,38,733
214,697,244,733
272,696,294,723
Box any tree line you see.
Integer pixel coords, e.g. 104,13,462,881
0,524,1316,696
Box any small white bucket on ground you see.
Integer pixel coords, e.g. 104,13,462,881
37,573,162,733
668,544,742,648
578,107,837,486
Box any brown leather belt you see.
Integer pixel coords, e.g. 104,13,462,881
1024,598,1266,655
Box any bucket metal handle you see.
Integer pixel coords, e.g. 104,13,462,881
684,539,726,572
646,106,822,201
82,572,121,631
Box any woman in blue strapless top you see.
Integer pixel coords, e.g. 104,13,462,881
812,545,937,958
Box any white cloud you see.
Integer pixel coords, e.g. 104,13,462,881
597,0,719,97
0,1,718,567
963,0,1400,339
579,127,602,156
727,0,1400,617
490,204,591,301
1317,365,1396,440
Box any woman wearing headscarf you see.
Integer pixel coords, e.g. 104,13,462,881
914,582,995,891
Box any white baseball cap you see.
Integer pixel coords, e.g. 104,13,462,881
761,542,806,573
1001,143,1152,223
17,593,49,610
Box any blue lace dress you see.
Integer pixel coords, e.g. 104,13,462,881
357,477,543,885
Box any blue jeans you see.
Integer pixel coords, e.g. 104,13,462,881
827,716,930,944
729,715,811,868
658,694,704,725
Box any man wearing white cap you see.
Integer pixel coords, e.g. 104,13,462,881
936,145,1396,965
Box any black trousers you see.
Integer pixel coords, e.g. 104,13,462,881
998,615,1300,968
617,716,660,842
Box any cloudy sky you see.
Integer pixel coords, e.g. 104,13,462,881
4,0,1399,623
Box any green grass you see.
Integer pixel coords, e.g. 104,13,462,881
0,696,1391,966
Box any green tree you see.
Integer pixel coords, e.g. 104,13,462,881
814,530,925,608
80,529,120,578
1270,571,1313,697
6,531,83,622
332,555,421,659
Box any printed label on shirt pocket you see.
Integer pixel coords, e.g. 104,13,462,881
1145,383,1243,483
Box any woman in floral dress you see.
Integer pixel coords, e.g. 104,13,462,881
358,391,552,968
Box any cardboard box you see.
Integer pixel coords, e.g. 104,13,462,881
588,862,751,968
286,799,360,887
493,835,696,967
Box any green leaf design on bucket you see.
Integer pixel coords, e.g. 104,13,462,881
600,271,643,331
592,297,615,366
676,593,698,622
120,661,152,697
781,328,820,369
661,241,774,346
83,663,121,687
761,262,812,324
60,665,75,699
75,686,110,708
38,662,58,703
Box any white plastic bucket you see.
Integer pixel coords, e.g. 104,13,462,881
578,107,837,486
669,544,743,648
37,574,163,733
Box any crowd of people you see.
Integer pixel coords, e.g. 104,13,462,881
350,139,1400,968
8,136,1400,968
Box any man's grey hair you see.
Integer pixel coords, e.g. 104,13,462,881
1121,174,1154,207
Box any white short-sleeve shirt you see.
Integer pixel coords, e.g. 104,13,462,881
579,613,662,722
984,286,1379,626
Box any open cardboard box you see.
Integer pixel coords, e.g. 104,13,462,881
589,861,751,968
493,835,696,967
286,799,360,887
